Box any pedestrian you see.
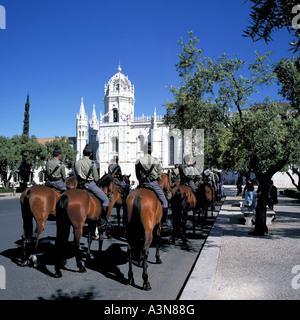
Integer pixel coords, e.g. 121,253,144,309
244,178,255,207
45,146,67,192
74,144,110,229
267,180,278,211
135,142,170,230
236,175,243,196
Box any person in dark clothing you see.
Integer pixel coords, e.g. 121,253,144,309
244,178,255,207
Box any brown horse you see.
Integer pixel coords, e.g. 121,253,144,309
125,173,171,291
20,178,76,267
171,184,198,245
54,173,113,278
197,182,215,218
107,174,131,229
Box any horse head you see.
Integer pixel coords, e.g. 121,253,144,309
97,173,114,195
122,174,131,187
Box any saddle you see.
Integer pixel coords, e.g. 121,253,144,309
45,182,65,194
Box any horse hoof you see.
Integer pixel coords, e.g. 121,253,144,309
21,260,29,267
143,283,151,291
79,266,87,273
128,278,134,286
156,258,162,264
54,272,62,278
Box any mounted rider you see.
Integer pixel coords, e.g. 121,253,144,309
135,143,170,230
74,144,110,229
169,164,181,183
202,165,216,188
45,146,67,192
108,155,129,197
178,155,200,193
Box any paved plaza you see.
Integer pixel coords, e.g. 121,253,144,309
180,185,300,300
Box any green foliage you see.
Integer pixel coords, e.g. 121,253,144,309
45,137,77,169
219,101,299,175
244,0,300,52
274,56,300,112
23,94,30,137
164,32,277,169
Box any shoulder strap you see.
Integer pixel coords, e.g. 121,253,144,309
49,161,62,177
85,161,94,182
138,158,156,179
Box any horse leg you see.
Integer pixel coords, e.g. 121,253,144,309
73,227,86,273
21,195,33,267
87,220,95,259
98,226,104,252
154,225,162,264
142,247,151,291
117,206,121,227
30,220,45,267
127,243,134,286
181,210,188,246
192,210,196,236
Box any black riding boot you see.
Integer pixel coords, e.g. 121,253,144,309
161,208,172,231
99,206,111,229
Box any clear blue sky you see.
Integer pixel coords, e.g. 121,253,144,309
0,0,294,139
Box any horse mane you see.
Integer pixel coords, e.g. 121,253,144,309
98,173,113,188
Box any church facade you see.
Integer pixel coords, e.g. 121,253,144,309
75,66,187,183
73,66,300,188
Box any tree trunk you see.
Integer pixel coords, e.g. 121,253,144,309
253,178,269,235
250,157,288,236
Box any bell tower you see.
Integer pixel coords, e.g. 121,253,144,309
76,97,88,160
103,65,135,123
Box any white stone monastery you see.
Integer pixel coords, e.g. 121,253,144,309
73,65,298,188
75,65,188,184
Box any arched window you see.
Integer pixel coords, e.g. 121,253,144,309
169,136,174,165
39,171,44,183
113,109,118,122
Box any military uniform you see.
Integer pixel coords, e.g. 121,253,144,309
108,158,127,189
179,156,200,193
75,156,109,207
202,168,216,187
45,147,67,192
135,153,168,209
170,166,181,183
75,145,110,229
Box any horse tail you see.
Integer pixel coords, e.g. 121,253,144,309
127,195,144,261
55,194,71,253
21,189,33,240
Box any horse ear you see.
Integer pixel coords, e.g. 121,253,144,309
129,174,131,178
